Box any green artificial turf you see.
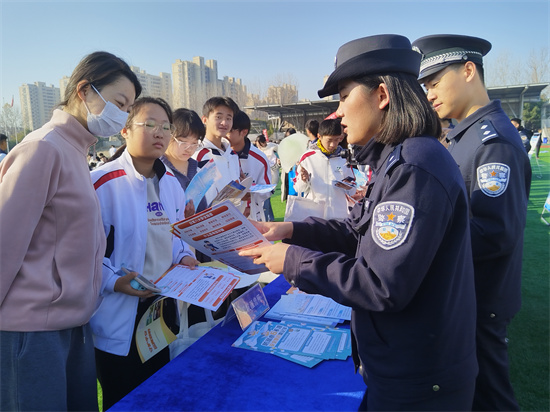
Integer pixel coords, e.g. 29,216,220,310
509,149,550,412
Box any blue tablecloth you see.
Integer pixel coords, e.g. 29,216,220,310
110,275,365,411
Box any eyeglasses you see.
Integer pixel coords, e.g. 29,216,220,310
133,120,175,136
172,137,200,151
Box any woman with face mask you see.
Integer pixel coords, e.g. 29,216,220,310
0,51,141,411
90,97,199,411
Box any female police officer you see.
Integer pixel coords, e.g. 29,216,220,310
240,34,478,411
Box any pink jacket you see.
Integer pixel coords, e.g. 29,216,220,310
0,109,105,331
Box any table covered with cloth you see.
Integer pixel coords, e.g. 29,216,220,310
109,275,366,411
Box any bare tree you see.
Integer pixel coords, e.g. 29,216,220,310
527,47,549,83
485,51,523,87
0,104,22,144
485,47,549,87
267,73,300,104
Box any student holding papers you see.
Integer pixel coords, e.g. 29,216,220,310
240,35,477,411
90,97,199,410
192,96,242,206
227,111,272,221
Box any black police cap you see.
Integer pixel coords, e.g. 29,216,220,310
412,34,492,81
317,34,421,98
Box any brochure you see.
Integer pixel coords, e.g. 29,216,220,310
135,297,177,363
249,183,277,194
153,265,239,312
264,293,351,326
171,200,272,274
232,319,352,367
185,158,220,208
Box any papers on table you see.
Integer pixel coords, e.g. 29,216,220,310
153,265,239,312
264,293,352,327
232,320,352,368
171,200,272,274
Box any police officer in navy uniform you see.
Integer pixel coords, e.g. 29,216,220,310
412,34,532,411
241,34,478,411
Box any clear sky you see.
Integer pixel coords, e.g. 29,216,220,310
1,0,548,110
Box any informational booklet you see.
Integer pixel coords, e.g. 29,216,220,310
152,265,239,312
185,158,220,208
171,200,272,274
232,320,352,368
264,293,351,326
332,176,356,190
210,179,248,206
135,297,177,363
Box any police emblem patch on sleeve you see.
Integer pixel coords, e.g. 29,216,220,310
476,162,510,197
371,201,414,250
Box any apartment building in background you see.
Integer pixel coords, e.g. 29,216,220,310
130,66,173,106
266,84,298,105
172,56,247,113
19,82,61,131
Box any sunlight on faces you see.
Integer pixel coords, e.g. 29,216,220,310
166,133,200,161
422,64,474,122
336,80,386,146
202,106,234,138
80,76,136,117
319,134,343,152
122,103,171,162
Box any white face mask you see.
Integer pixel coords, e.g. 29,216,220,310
84,84,129,137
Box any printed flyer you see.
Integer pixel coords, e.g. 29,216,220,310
136,297,177,363
172,200,272,274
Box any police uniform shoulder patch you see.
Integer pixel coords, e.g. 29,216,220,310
476,162,510,197
477,119,498,143
371,201,414,250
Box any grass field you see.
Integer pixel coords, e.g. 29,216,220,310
270,148,550,411
509,149,550,412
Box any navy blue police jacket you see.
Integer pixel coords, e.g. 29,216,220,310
446,100,531,321
283,136,478,391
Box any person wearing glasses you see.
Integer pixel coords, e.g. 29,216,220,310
90,97,199,410
160,108,206,218
0,51,141,411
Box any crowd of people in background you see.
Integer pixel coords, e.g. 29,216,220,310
0,31,546,412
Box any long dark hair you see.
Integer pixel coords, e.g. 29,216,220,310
108,97,173,162
59,51,142,108
356,72,441,144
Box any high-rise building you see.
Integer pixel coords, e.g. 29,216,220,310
59,76,70,102
172,56,247,114
220,76,248,109
266,84,298,105
130,66,172,105
19,82,61,131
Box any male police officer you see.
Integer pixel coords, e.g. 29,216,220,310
412,34,531,411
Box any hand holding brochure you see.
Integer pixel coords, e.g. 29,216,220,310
171,200,272,274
